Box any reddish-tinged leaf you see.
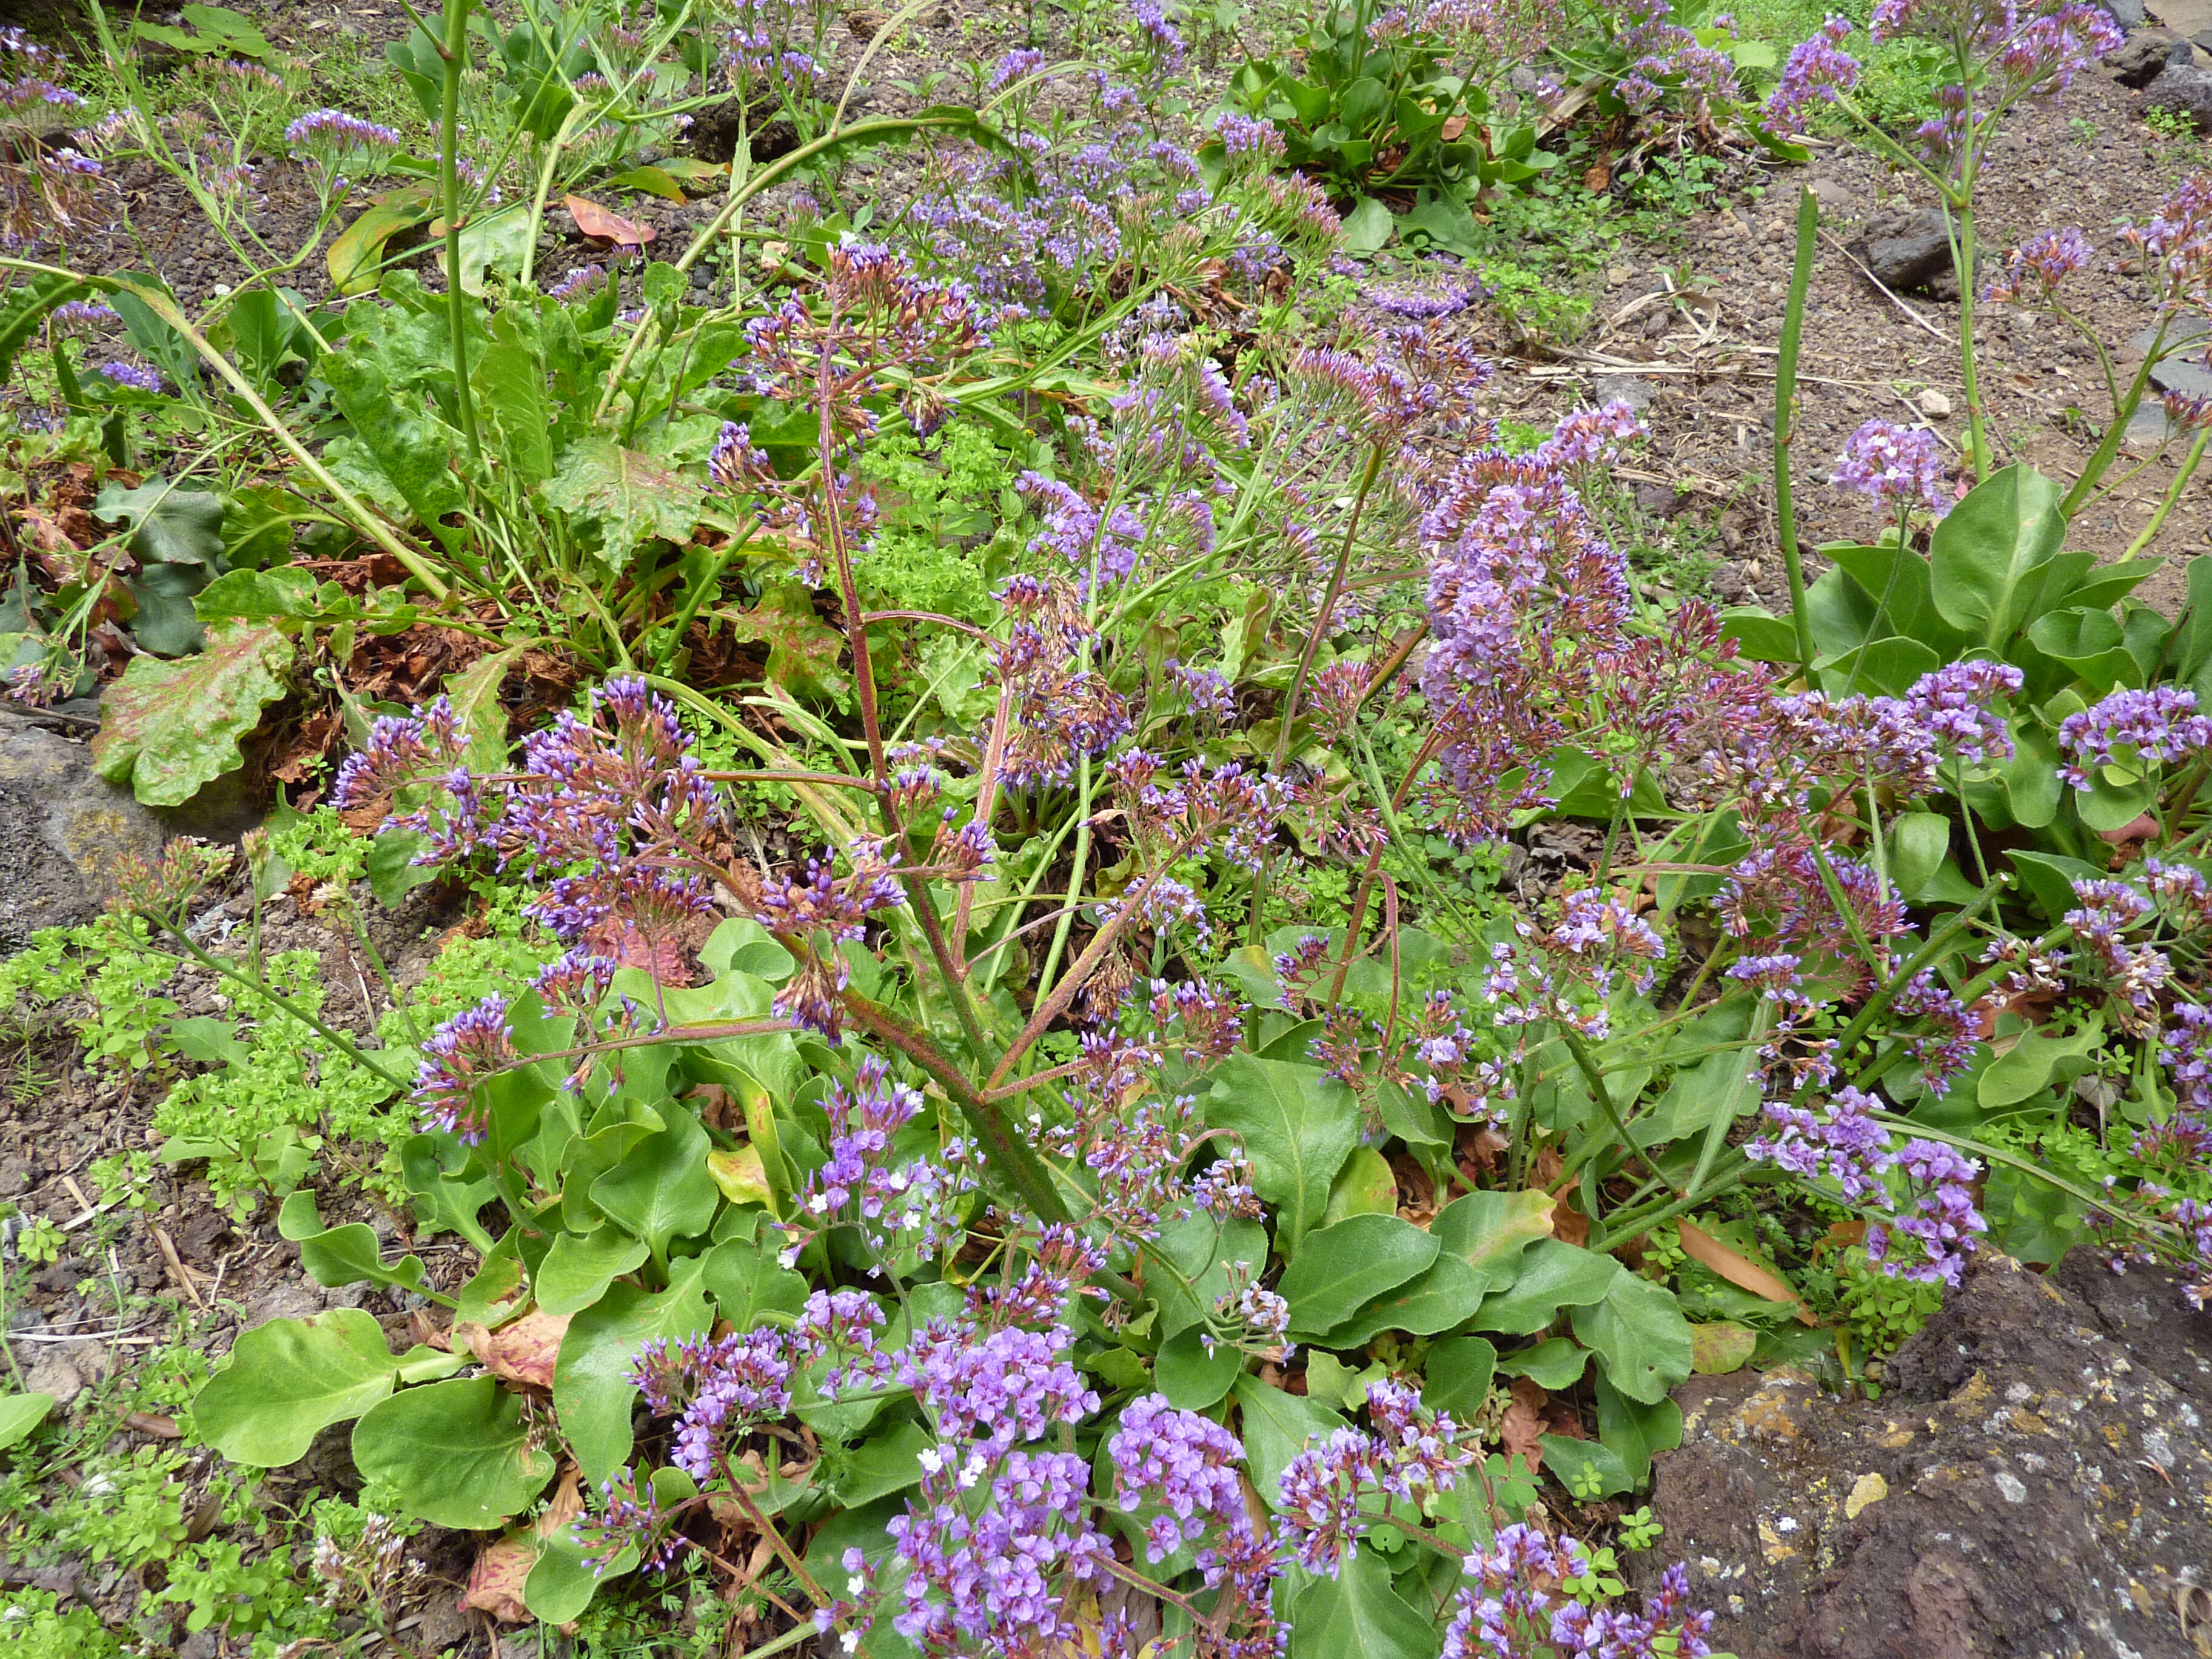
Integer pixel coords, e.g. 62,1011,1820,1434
1501,1376,1547,1472
90,620,295,805
563,195,655,248
455,1308,572,1390
462,1466,583,1623
726,581,852,706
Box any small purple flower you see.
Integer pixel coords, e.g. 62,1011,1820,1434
1831,418,1948,514
96,360,163,394
412,995,514,1142
2057,686,2212,788
1765,14,1860,134
548,263,608,302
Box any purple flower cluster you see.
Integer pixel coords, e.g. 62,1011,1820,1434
1748,659,2021,798
1276,1379,1473,1574
1831,418,1949,514
411,996,514,1142
897,1321,1098,1452
885,1447,1113,1655
1748,1088,1988,1283
2057,686,2212,788
1983,226,2093,302
632,1328,795,1481
1551,888,1667,994
783,1054,977,1264
284,108,403,190
1764,15,1859,135
1442,1524,1594,1659
548,263,609,302
96,360,163,394
2066,877,2171,1030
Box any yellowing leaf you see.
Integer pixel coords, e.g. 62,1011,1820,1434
326,184,438,296
707,1144,773,1206
564,193,655,247
1688,1320,1757,1373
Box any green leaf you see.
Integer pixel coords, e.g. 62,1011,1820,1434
443,645,520,777
828,1421,934,1509
702,1233,809,1329
554,1256,712,1481
195,1310,400,1466
1569,1272,1694,1405
327,185,440,297
1689,1321,1757,1374
1281,1214,1439,1338
540,438,703,572
2025,607,2137,694
726,582,854,706
0,273,85,383
1815,634,1940,698
590,1105,719,1262
278,1192,426,1294
1430,1188,1555,1283
1339,196,1393,257
1718,605,1801,663
1824,543,1969,659
0,1393,55,1452
1204,1054,1360,1259
1538,1433,1635,1500
1290,1546,1438,1659
1322,1253,1490,1348
1420,1335,1496,1421
90,621,295,805
1146,1212,1268,1338
1156,1326,1243,1409
1232,1373,1347,1512
525,1522,634,1624
1594,1370,1681,1485
1471,1240,1619,1335
369,828,440,911
534,1227,650,1317
1323,1146,1398,1223
1979,1015,2103,1110
93,478,225,568
1928,463,2068,648
440,204,533,299
472,343,554,489
321,323,466,530
1889,811,1952,902
1495,1336,1591,1389
353,1375,557,1529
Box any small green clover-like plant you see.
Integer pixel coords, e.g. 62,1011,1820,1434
1561,1543,1629,1601
65,1448,192,1567
87,1152,156,1213
13,1217,63,1267
1617,1506,1664,1552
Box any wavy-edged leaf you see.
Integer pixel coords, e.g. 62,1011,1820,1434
1204,1054,1359,1259
1280,1213,1438,1338
91,620,293,805
195,1309,400,1467
354,1375,558,1529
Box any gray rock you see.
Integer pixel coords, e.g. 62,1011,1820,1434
2102,0,2145,27
2140,61,2212,130
2108,27,2188,83
242,1282,323,1328
1850,206,1957,293
1594,372,1656,414
0,720,167,953
21,1349,82,1408
1637,1253,2212,1659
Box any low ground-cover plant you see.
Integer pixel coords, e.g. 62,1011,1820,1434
1,0,2211,1649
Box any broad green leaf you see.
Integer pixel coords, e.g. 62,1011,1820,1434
526,1524,635,1624
1889,811,1952,901
1801,563,1877,659
278,1191,426,1294
1471,1240,1620,1335
320,324,466,531
1979,1014,2103,1110
2175,554,2212,684
0,1393,55,1452
196,1309,400,1466
1495,1336,1591,1389
828,1421,934,1509
2077,770,2158,833
1430,1188,1554,1282
472,344,555,493
443,645,521,777
2025,607,2136,694
1420,1335,1497,1422
1232,1373,1347,1512
1323,1145,1398,1223
1338,196,1393,256
554,1256,712,1481
1289,1546,1438,1659
91,621,295,805
93,478,224,567
701,1233,809,1329
1204,1054,1360,1258
1156,1326,1242,1409
1689,1321,1757,1374
726,582,853,705
1594,1370,1682,1485
327,185,439,296
1718,605,1800,663
1928,463,2067,648
1824,543,1969,659
440,204,533,299
540,438,703,572
1280,1214,1439,1338
1815,634,1940,698
1540,1433,1636,1500
1569,1272,1694,1405
354,1375,557,1529
590,1105,719,1261
1321,1253,1490,1348
1146,1212,1268,1337
534,1227,650,1316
